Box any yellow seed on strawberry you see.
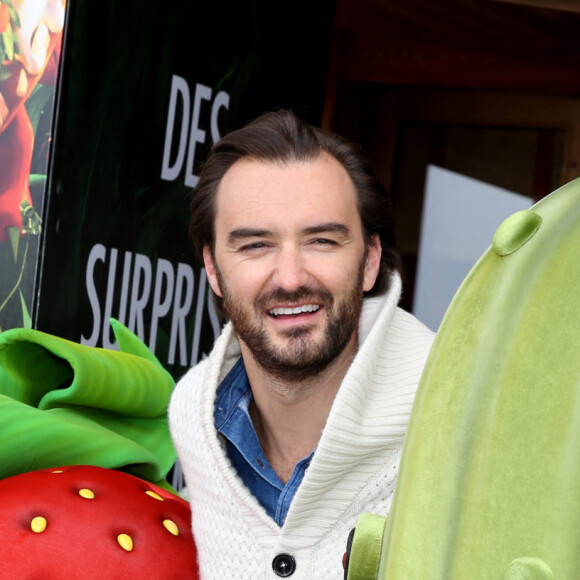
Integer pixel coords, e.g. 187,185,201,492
31,517,47,533
117,533,134,551
163,519,179,536
78,488,95,499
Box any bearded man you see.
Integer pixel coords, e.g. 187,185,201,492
169,110,435,580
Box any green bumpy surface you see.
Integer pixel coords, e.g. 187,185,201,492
0,319,176,485
349,179,580,579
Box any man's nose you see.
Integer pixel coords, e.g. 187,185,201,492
272,247,309,291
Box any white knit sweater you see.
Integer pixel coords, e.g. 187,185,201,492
169,275,434,579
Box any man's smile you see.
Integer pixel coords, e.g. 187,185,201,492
268,304,321,318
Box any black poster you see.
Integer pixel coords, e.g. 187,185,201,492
32,0,335,377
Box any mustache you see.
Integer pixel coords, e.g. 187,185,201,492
256,286,334,309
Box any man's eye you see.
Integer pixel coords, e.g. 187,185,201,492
240,242,268,252
311,238,337,246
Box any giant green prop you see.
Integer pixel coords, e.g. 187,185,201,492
347,179,580,579
0,319,176,486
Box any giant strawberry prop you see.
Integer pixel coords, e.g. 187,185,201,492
0,465,197,578
0,319,199,577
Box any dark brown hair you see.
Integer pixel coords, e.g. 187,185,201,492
190,109,402,297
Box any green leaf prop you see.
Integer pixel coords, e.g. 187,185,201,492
18,290,31,329
0,319,176,486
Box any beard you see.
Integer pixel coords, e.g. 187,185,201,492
216,258,367,383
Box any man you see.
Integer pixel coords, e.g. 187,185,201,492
169,110,434,579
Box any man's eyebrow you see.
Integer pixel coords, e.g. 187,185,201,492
301,222,351,236
227,228,273,243
227,223,351,243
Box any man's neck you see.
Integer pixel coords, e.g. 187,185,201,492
240,336,358,484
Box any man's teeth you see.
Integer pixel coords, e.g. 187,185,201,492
269,304,320,317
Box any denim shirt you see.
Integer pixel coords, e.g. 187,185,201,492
214,358,313,526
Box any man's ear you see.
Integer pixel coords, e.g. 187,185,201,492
203,245,223,298
363,234,382,292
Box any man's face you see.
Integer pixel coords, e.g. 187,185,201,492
203,153,381,381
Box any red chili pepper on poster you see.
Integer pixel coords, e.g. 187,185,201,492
0,4,10,33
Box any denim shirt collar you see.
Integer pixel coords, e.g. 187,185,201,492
214,357,314,525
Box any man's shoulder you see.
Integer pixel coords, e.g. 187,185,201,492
390,307,436,362
171,358,210,401
186,356,211,378
392,306,436,340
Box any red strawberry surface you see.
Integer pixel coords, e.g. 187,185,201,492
0,465,198,579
